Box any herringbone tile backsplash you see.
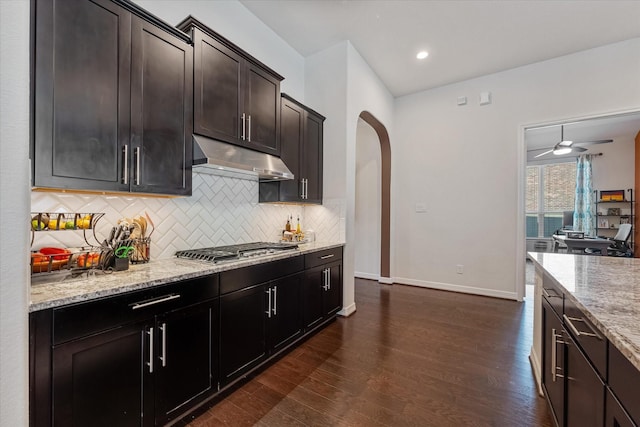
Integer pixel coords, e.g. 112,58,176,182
31,173,344,260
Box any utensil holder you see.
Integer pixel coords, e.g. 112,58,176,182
129,237,150,263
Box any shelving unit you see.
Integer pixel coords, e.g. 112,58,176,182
30,212,106,275
594,189,634,250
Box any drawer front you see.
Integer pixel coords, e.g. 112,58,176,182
563,298,607,378
541,271,564,316
609,343,640,424
304,247,343,269
220,256,304,295
53,274,219,344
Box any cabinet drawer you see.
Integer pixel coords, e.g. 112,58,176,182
220,256,304,295
563,298,607,378
541,271,564,316
609,343,640,423
53,274,219,344
304,247,343,269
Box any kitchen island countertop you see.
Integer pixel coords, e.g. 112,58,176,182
528,251,640,372
30,242,344,312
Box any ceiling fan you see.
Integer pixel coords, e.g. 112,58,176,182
533,125,613,158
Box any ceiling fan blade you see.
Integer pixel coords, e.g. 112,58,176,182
572,146,587,152
534,149,554,158
574,139,613,146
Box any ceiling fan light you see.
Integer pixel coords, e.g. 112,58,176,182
553,147,572,155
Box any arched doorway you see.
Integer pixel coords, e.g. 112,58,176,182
356,111,391,281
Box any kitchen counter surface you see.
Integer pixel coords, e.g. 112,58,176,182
30,242,344,312
528,251,640,372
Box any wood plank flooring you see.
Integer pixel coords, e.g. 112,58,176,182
183,278,553,426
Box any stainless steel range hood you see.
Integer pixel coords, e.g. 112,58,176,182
192,135,294,181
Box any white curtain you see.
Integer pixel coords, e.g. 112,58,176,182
574,154,595,236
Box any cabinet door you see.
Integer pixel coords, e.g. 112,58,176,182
303,111,324,204
52,322,152,427
220,285,267,385
33,0,131,192
565,334,605,427
245,64,280,155
268,273,303,353
542,299,565,427
324,261,343,316
606,387,636,427
130,17,193,196
192,29,243,145
155,301,217,425
303,266,326,330
277,98,304,202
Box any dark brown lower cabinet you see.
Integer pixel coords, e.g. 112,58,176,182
564,334,605,427
219,272,304,387
53,321,151,427
542,298,565,427
51,300,217,427
606,387,635,427
303,260,342,330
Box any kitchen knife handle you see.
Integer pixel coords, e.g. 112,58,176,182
241,113,246,141
247,115,252,142
122,145,129,185
147,327,154,373
265,287,272,318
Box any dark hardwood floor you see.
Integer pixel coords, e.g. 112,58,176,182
185,277,553,426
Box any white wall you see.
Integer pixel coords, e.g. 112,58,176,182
305,41,395,316
135,0,306,100
355,119,381,278
394,38,640,300
0,1,31,425
592,135,636,194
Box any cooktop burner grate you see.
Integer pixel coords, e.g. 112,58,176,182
175,242,299,263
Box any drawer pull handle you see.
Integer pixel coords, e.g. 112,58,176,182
160,322,167,367
551,328,565,382
147,327,154,373
131,294,181,310
563,314,602,340
542,288,561,299
320,254,335,260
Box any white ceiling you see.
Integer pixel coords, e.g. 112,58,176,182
239,0,640,98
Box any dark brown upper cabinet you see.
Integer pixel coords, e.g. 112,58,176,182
32,0,193,196
177,16,283,157
260,94,325,204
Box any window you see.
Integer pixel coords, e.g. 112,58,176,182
526,163,576,238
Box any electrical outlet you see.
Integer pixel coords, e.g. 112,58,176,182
456,264,464,274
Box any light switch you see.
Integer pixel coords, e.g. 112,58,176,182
479,91,492,105
457,96,467,106
415,202,427,213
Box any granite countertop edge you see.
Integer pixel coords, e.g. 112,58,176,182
528,251,640,372
30,242,344,312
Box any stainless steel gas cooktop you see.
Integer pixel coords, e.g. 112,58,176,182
175,242,299,263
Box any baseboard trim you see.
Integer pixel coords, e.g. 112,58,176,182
378,276,394,284
354,271,379,281
392,277,518,300
338,302,356,317
529,346,544,396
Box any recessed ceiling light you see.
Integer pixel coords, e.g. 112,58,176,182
416,51,429,60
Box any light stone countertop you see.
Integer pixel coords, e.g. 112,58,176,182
528,251,640,372
30,242,344,313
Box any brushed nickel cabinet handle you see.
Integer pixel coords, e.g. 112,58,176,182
241,113,246,141
135,147,141,185
147,327,154,373
131,294,181,310
272,286,277,316
265,287,272,318
122,145,129,184
160,322,167,367
300,179,305,199
320,254,334,260
551,328,565,382
247,115,251,142
563,314,602,340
